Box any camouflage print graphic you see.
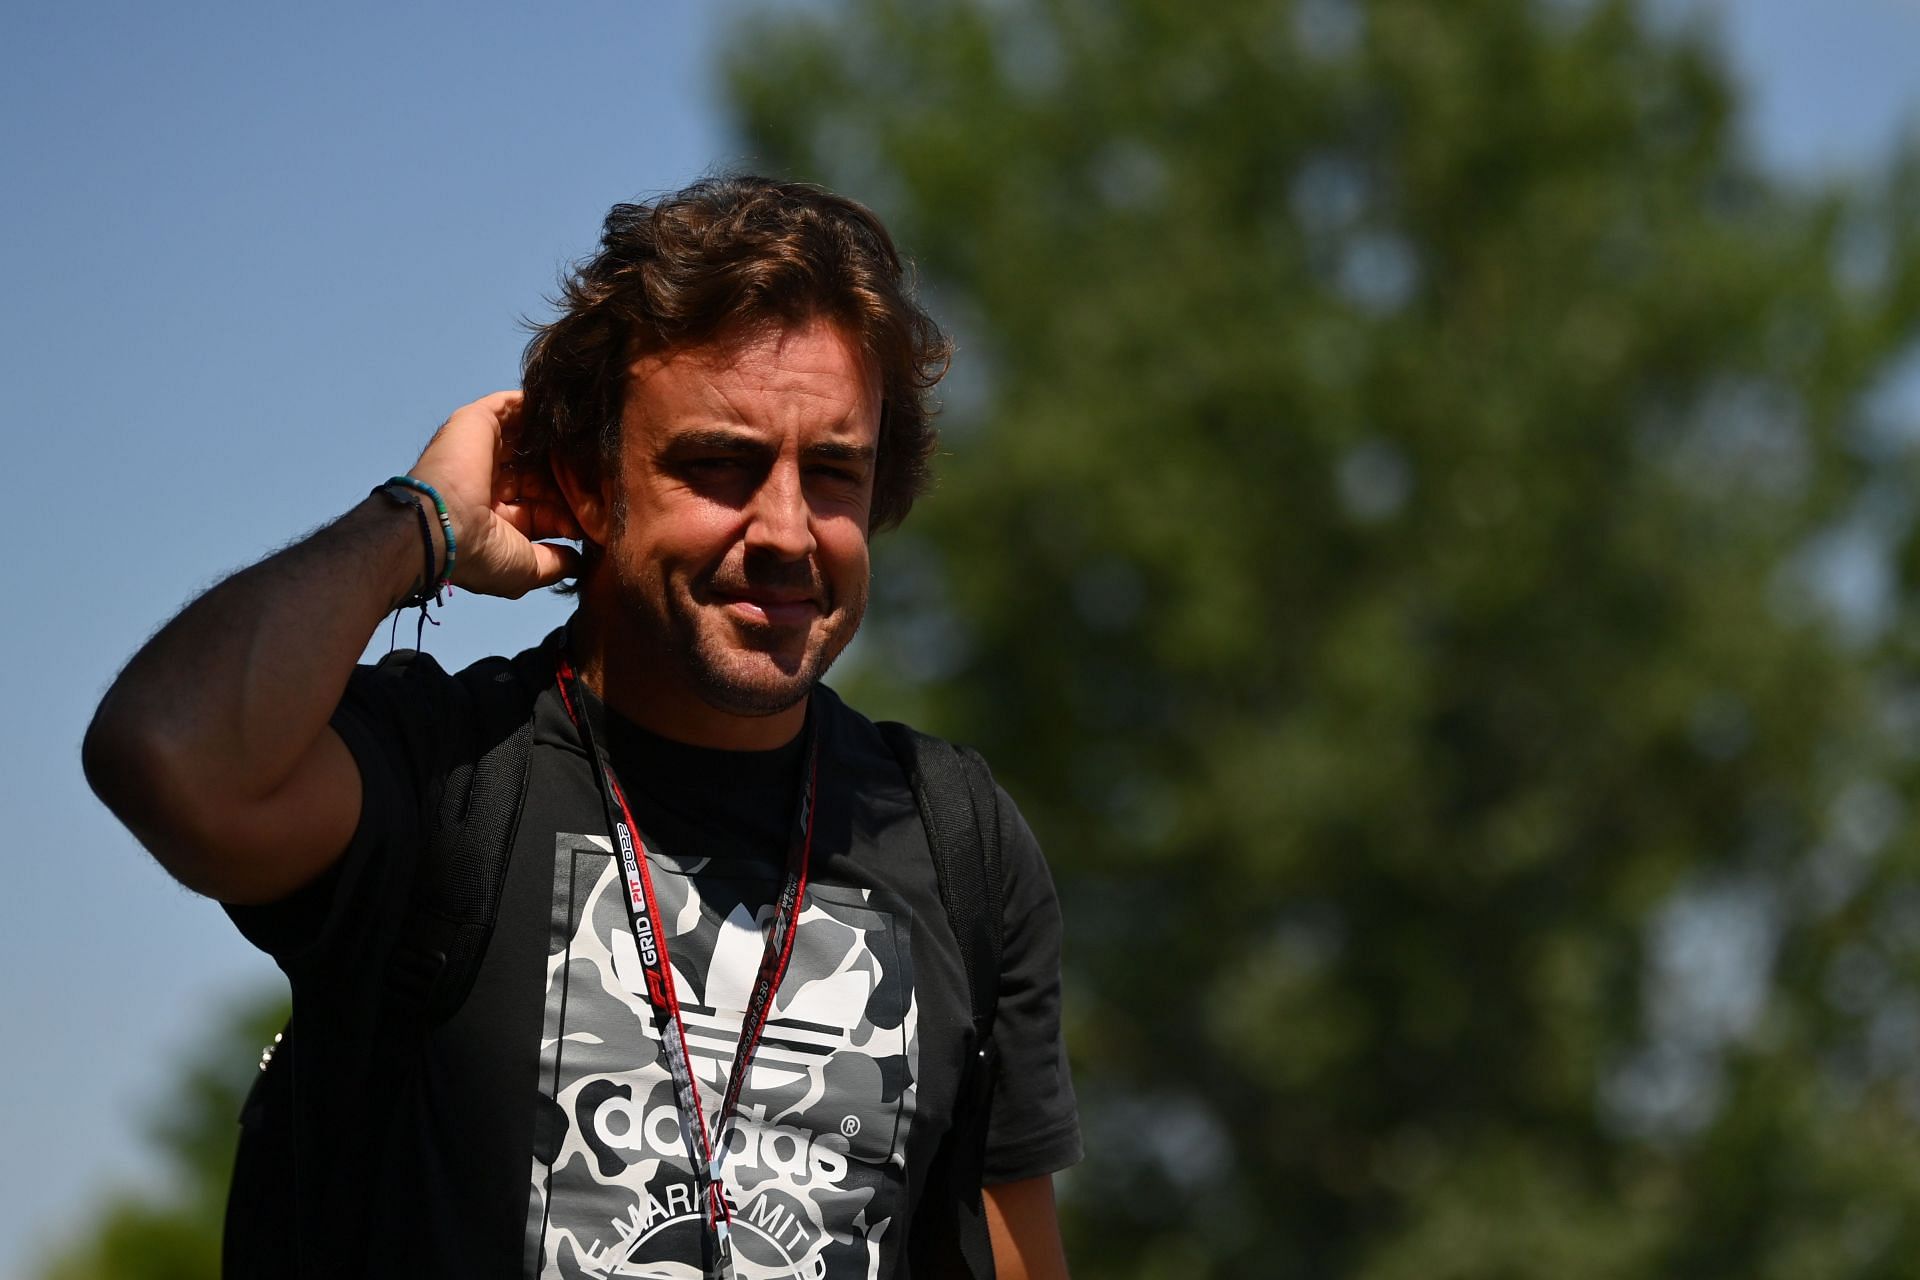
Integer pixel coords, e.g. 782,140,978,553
525,833,920,1279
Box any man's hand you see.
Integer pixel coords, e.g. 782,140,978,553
409,390,585,598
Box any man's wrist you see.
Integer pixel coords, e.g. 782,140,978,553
362,489,445,608
381,475,458,588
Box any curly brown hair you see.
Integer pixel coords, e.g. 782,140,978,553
519,175,952,543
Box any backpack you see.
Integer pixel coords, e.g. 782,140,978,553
225,635,1008,1280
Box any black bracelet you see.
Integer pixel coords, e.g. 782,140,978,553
371,483,441,608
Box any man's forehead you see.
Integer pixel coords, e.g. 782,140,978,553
622,318,882,437
627,319,876,386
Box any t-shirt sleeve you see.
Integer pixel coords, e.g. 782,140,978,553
980,788,1083,1184
221,651,461,975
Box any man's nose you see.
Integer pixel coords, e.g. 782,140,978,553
745,462,816,560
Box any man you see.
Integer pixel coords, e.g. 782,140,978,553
84,176,1078,1279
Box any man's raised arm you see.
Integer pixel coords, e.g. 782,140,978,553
82,391,581,905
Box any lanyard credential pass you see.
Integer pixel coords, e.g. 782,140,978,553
555,656,820,1280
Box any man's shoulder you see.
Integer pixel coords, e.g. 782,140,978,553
335,628,565,778
818,691,1040,863
353,627,563,707
820,691,1015,798
445,625,567,690
813,685,1004,802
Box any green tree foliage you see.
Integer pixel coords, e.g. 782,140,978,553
725,0,1920,1274
37,993,286,1280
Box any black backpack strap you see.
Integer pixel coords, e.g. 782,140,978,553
385,633,557,1022
878,721,1006,1280
877,721,1005,1035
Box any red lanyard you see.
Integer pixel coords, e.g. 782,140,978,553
555,656,819,1280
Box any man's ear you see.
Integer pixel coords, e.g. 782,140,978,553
551,450,616,547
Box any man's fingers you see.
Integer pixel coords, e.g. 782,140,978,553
497,498,584,543
440,390,523,442
491,393,531,455
497,461,568,507
528,540,584,587
476,388,524,417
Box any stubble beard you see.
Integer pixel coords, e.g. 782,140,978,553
620,557,869,719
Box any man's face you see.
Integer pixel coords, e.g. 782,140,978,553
592,317,881,718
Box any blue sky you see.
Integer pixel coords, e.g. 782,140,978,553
2,0,1918,1274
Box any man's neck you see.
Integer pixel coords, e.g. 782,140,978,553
568,606,808,752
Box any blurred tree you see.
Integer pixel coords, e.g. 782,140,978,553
724,0,1920,1275
37,993,286,1280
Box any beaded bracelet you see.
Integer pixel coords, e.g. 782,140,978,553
385,475,457,588
371,483,441,608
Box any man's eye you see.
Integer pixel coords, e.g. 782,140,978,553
809,465,864,484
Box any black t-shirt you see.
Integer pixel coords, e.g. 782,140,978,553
227,638,1080,1278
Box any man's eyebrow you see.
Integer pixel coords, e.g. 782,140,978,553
661,427,773,454
802,439,877,465
659,426,875,465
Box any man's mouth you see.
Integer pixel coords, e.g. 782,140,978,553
703,575,824,629
719,594,820,628
701,559,827,631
